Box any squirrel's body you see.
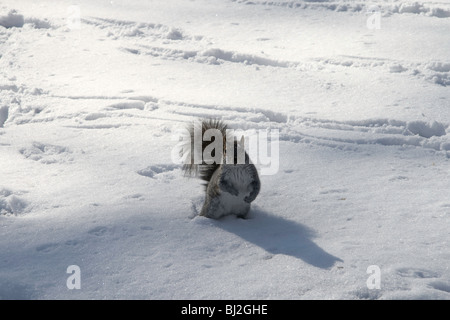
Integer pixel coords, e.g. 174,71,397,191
183,119,260,219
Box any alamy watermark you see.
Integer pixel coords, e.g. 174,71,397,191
171,121,280,176
67,5,81,30
366,265,381,289
66,265,81,289
366,5,381,30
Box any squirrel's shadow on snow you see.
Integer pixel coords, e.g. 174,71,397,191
213,208,342,269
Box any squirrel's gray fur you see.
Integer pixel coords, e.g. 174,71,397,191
183,119,260,219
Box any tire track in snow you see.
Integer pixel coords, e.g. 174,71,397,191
141,97,450,155
81,17,187,41
231,0,450,18
5,81,450,157
120,42,450,87
3,13,448,158
44,89,450,156
119,40,450,87
318,56,450,87
81,15,450,86
283,116,450,154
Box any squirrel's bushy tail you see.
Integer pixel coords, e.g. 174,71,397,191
182,118,229,184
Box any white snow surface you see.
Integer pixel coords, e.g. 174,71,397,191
0,0,449,300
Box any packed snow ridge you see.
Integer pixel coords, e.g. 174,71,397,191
0,9,53,29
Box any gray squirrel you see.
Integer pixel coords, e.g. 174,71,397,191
183,119,260,219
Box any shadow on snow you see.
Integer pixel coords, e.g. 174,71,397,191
215,208,342,269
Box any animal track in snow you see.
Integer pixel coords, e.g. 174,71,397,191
396,267,440,279
395,267,449,297
319,188,348,195
105,100,145,111
19,142,73,164
137,164,179,180
0,188,27,215
35,243,59,253
88,226,109,237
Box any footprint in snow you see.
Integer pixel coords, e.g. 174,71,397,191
65,239,80,246
105,100,145,111
319,188,348,194
137,164,179,180
396,267,450,296
36,243,59,253
123,193,145,201
0,188,28,215
19,142,72,164
396,267,440,279
389,175,409,182
87,226,109,237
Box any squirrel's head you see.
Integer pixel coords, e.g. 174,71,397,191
227,135,250,165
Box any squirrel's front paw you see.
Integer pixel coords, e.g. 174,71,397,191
219,179,239,196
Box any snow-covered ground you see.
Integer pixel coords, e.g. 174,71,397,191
0,0,449,300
